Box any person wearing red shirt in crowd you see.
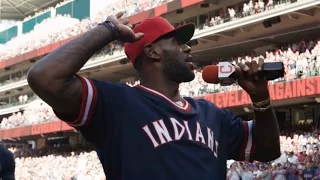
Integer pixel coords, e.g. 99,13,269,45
298,152,307,163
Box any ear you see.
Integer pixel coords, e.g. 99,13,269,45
144,44,161,61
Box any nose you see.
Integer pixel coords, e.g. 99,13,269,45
182,44,191,54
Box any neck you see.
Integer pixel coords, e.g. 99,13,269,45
140,77,181,101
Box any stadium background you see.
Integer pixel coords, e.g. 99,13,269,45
0,0,319,179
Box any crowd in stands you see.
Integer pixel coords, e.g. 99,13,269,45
0,38,319,129
0,0,298,60
0,0,173,60
10,145,106,180
225,123,320,180
23,0,74,21
0,99,56,129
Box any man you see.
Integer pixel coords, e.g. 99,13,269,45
253,165,262,179
272,163,286,180
301,162,315,180
314,163,320,179
287,164,299,180
227,162,240,180
260,165,272,180
27,12,280,179
288,151,299,164
238,163,253,180
0,146,15,180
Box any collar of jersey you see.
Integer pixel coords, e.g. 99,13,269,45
135,85,190,111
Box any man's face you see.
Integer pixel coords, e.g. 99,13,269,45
243,165,249,171
306,163,311,168
155,36,195,83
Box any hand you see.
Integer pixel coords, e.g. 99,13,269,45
234,58,269,102
106,12,144,43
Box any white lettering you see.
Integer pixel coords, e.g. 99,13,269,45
195,122,205,144
207,127,214,151
152,120,172,144
183,121,193,140
142,125,159,148
170,118,185,140
214,140,219,158
142,118,219,159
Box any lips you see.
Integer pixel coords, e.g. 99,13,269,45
185,55,192,62
185,55,196,70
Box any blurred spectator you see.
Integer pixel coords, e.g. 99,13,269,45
286,164,299,180
260,165,272,180
227,162,241,180
9,146,106,180
301,162,315,180
273,163,286,180
288,152,299,165
314,163,320,179
253,165,262,178
238,162,254,180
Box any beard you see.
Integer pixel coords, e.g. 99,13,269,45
162,50,195,83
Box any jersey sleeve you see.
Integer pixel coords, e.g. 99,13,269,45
58,75,123,146
65,76,98,128
222,109,256,162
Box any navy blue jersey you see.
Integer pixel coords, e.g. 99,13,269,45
62,76,256,180
302,169,315,180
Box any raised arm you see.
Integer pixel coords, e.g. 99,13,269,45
27,12,143,121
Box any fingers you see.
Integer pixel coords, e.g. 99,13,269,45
127,24,133,29
251,61,258,80
134,33,144,41
115,12,124,19
118,18,133,29
237,60,263,81
258,58,264,71
120,18,129,25
109,12,128,25
110,12,144,43
234,64,245,82
245,62,253,77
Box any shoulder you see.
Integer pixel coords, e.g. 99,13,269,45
186,97,221,111
92,80,137,96
93,80,132,90
186,97,234,119
188,98,224,113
